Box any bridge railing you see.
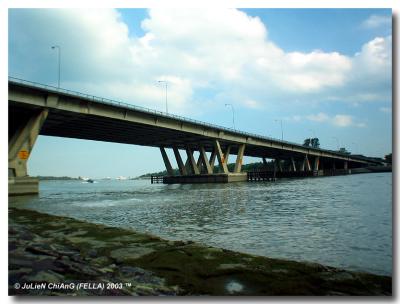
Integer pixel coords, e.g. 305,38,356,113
8,76,375,163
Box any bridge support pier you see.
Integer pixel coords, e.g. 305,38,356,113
162,141,247,184
160,147,174,176
9,109,48,195
291,157,297,172
173,147,187,176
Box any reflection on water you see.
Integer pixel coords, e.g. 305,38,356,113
10,173,392,276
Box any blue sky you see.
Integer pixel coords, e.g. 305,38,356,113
8,8,392,178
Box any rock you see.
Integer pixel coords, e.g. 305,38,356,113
87,249,98,258
26,244,59,257
110,247,155,263
90,256,110,266
26,270,63,283
218,263,246,270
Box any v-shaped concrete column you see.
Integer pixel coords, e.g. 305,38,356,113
313,156,320,171
291,157,297,172
173,147,187,175
186,146,200,175
209,148,217,172
214,140,229,174
199,146,212,174
160,147,174,176
305,155,311,171
234,144,245,173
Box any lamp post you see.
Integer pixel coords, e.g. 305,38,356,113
275,119,283,141
351,142,358,154
225,103,236,130
332,137,340,150
51,45,61,88
158,80,168,114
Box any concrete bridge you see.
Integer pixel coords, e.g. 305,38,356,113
8,77,381,195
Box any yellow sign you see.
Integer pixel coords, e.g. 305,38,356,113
18,150,29,160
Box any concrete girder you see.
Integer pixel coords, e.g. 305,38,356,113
234,144,246,173
160,147,174,176
186,146,200,175
199,146,213,174
173,147,187,176
214,140,229,174
9,109,48,177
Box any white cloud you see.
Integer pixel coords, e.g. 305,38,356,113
305,113,366,128
8,8,392,116
380,107,392,113
306,112,330,122
332,115,353,127
362,15,391,29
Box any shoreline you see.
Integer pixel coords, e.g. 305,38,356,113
9,207,392,296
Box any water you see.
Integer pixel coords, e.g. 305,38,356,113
10,173,392,276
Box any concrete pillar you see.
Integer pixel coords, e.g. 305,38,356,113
344,161,348,170
196,154,203,173
220,145,231,173
173,147,187,175
214,140,229,174
300,158,305,171
186,146,200,175
234,144,245,173
313,156,320,171
275,159,283,172
9,109,48,195
9,109,49,178
262,157,267,167
209,149,216,172
160,147,174,176
304,155,311,171
291,157,297,172
333,161,336,170
199,146,212,174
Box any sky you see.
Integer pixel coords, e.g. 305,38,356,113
8,8,393,178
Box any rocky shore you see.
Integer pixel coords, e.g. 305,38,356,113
9,207,392,296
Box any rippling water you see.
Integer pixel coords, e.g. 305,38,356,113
10,173,392,276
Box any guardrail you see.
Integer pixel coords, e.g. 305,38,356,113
8,76,375,163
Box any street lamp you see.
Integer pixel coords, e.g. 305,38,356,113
332,137,340,150
275,119,283,141
158,80,168,114
51,45,61,88
225,103,236,130
351,142,358,154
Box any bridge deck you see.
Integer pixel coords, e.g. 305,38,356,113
9,77,379,165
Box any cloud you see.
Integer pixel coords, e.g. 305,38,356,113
380,107,392,113
8,8,392,117
306,112,330,122
305,113,366,128
362,14,391,29
332,115,353,127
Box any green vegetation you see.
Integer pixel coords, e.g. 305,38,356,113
303,138,320,148
35,176,79,181
384,153,392,164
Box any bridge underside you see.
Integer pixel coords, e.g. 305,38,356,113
8,81,378,195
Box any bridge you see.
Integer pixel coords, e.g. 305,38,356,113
8,77,381,195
